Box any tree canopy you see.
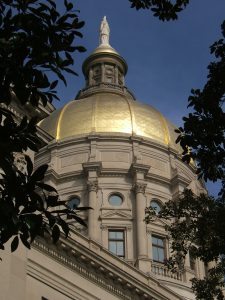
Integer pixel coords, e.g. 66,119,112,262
0,0,89,253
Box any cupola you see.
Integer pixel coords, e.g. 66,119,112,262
76,17,134,100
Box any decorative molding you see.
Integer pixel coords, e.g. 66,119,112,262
83,162,102,176
146,228,152,235
133,182,147,195
87,180,98,192
130,163,150,176
32,238,158,300
100,224,133,231
100,210,132,221
100,225,108,231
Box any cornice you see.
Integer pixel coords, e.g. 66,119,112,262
130,163,150,176
32,235,183,300
170,174,190,187
83,162,102,176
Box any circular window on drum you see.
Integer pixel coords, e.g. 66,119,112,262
67,196,80,209
150,200,161,214
109,194,123,206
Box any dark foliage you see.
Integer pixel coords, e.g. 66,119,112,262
129,0,190,21
0,0,86,107
177,21,225,199
0,0,88,253
145,189,225,300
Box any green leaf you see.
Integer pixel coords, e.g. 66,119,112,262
30,164,48,182
71,214,87,227
25,155,33,176
52,225,60,243
50,80,58,90
74,46,86,52
11,236,19,252
36,182,57,192
58,218,69,237
20,234,31,249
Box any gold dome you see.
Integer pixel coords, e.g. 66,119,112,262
39,92,180,152
39,18,180,152
92,44,119,55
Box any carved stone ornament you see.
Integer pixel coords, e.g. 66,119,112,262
99,16,110,45
13,152,27,175
87,180,98,192
100,225,108,231
133,183,147,195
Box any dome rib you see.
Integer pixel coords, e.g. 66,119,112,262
56,101,73,140
121,94,135,135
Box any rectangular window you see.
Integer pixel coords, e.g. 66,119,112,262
108,230,125,258
152,235,166,263
190,255,196,271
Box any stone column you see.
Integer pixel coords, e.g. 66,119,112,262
115,66,118,84
130,163,150,273
134,182,148,258
83,162,102,242
101,63,105,82
87,180,98,241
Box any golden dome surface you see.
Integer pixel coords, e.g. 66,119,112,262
39,92,179,151
39,17,180,152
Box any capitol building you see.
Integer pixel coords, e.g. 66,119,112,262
1,17,207,300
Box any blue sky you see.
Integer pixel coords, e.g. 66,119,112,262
55,0,225,196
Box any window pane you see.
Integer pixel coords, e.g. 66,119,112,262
68,197,80,209
109,194,123,206
150,200,161,214
158,248,165,262
116,242,124,256
152,235,165,263
109,241,116,254
153,246,158,261
157,238,164,247
109,231,116,239
152,236,158,245
108,230,125,258
115,231,123,239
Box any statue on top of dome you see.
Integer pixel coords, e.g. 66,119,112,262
99,16,110,46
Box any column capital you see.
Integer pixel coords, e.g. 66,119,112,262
133,182,147,195
130,163,150,175
83,162,102,176
130,163,150,181
87,180,98,192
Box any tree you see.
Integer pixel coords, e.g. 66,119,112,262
133,1,225,299
129,0,190,21
0,0,89,253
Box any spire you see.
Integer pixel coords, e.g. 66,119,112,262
99,16,110,46
76,17,135,101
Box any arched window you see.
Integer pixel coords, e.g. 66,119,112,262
108,193,123,206
150,200,161,214
67,196,80,209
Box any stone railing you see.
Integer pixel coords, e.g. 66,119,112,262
76,83,136,100
151,262,183,281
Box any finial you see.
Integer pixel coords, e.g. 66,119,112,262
99,16,110,46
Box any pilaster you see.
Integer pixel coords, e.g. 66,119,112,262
83,162,102,242
130,163,151,273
